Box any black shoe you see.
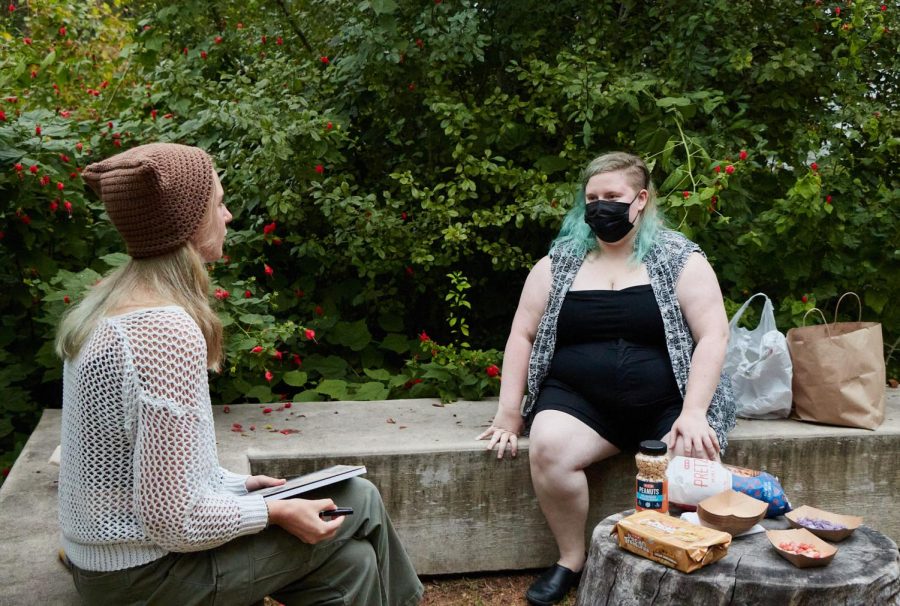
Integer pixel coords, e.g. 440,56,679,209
525,563,583,606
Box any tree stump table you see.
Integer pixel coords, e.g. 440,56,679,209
576,510,900,605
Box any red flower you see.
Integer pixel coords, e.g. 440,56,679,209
263,407,273,414
150,108,158,119
49,200,58,213
223,405,230,413
30,70,38,79
265,371,274,382
264,264,274,277
273,350,283,361
419,331,430,343
320,56,330,65
244,289,252,298
739,150,748,161
200,50,208,59
313,305,323,316
215,36,223,44
284,402,292,409
40,175,50,186
63,200,72,214
163,113,174,119
810,162,818,171
23,37,31,45
236,22,244,29
214,288,230,300
263,221,277,235
272,237,282,246
408,82,416,91
251,345,263,354
20,214,31,225
882,5,887,11
261,35,267,44
35,125,41,136
57,181,64,191
825,195,832,204
801,295,809,303
725,164,735,175
60,154,70,163
326,121,333,130
0,110,5,121
295,289,305,298
293,354,302,366
113,139,122,147
75,142,83,151
682,191,690,199
100,81,109,89
401,211,408,221
314,164,324,174
8,4,14,12
415,38,424,49
405,266,414,277
63,295,71,304
486,364,500,378
29,164,38,174
58,26,67,37
304,328,316,341
183,47,188,55
835,7,841,16
276,37,283,45
14,163,23,172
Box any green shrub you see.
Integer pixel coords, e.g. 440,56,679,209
1,0,897,479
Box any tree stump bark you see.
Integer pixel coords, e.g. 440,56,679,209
576,510,900,605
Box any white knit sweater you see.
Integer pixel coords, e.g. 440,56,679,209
58,306,269,572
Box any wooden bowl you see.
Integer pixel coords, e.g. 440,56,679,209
697,490,767,536
785,505,862,542
767,528,837,568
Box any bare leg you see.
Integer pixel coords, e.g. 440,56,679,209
529,410,620,572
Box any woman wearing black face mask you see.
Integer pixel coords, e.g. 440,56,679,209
476,152,736,606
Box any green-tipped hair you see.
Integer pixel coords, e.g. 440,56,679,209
551,151,665,263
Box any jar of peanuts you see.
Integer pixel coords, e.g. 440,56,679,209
635,440,669,513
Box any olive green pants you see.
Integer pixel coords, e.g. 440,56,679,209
71,478,423,606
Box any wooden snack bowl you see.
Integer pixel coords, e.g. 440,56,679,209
697,490,767,536
767,528,837,568
785,505,862,542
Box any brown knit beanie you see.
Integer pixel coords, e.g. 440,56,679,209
82,143,215,259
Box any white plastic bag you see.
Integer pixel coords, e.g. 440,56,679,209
723,293,793,419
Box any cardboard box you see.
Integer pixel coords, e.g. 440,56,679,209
612,510,732,573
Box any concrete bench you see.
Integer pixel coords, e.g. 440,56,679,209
1,391,897,605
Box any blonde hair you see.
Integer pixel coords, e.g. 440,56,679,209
56,205,224,371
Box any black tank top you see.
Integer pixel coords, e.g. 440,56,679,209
546,285,681,406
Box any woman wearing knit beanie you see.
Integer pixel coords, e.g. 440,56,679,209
55,143,423,606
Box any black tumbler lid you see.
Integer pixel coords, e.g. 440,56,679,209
639,440,667,455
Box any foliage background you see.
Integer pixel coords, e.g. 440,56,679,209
1,0,897,477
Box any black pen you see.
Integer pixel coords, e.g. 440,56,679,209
319,507,354,519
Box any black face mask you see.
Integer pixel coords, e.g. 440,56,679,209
584,192,639,243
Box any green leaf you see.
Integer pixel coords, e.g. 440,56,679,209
316,379,349,400
283,371,308,387
354,381,389,400
245,385,275,402
327,319,372,351
363,368,391,381
304,355,349,378
380,333,410,354
371,0,398,14
295,390,323,402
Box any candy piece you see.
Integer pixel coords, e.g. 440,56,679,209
796,516,846,531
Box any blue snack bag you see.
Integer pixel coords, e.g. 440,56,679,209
725,464,792,517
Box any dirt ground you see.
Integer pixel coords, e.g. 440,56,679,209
420,570,578,606
263,570,579,605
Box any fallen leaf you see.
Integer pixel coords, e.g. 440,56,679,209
386,418,396,424
432,402,444,407
399,425,407,429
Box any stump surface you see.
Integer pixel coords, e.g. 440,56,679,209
577,510,900,606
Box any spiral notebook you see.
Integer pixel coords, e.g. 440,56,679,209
252,465,367,501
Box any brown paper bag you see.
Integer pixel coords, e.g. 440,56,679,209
786,293,886,430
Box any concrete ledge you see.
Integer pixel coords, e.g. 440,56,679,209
1,391,898,604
